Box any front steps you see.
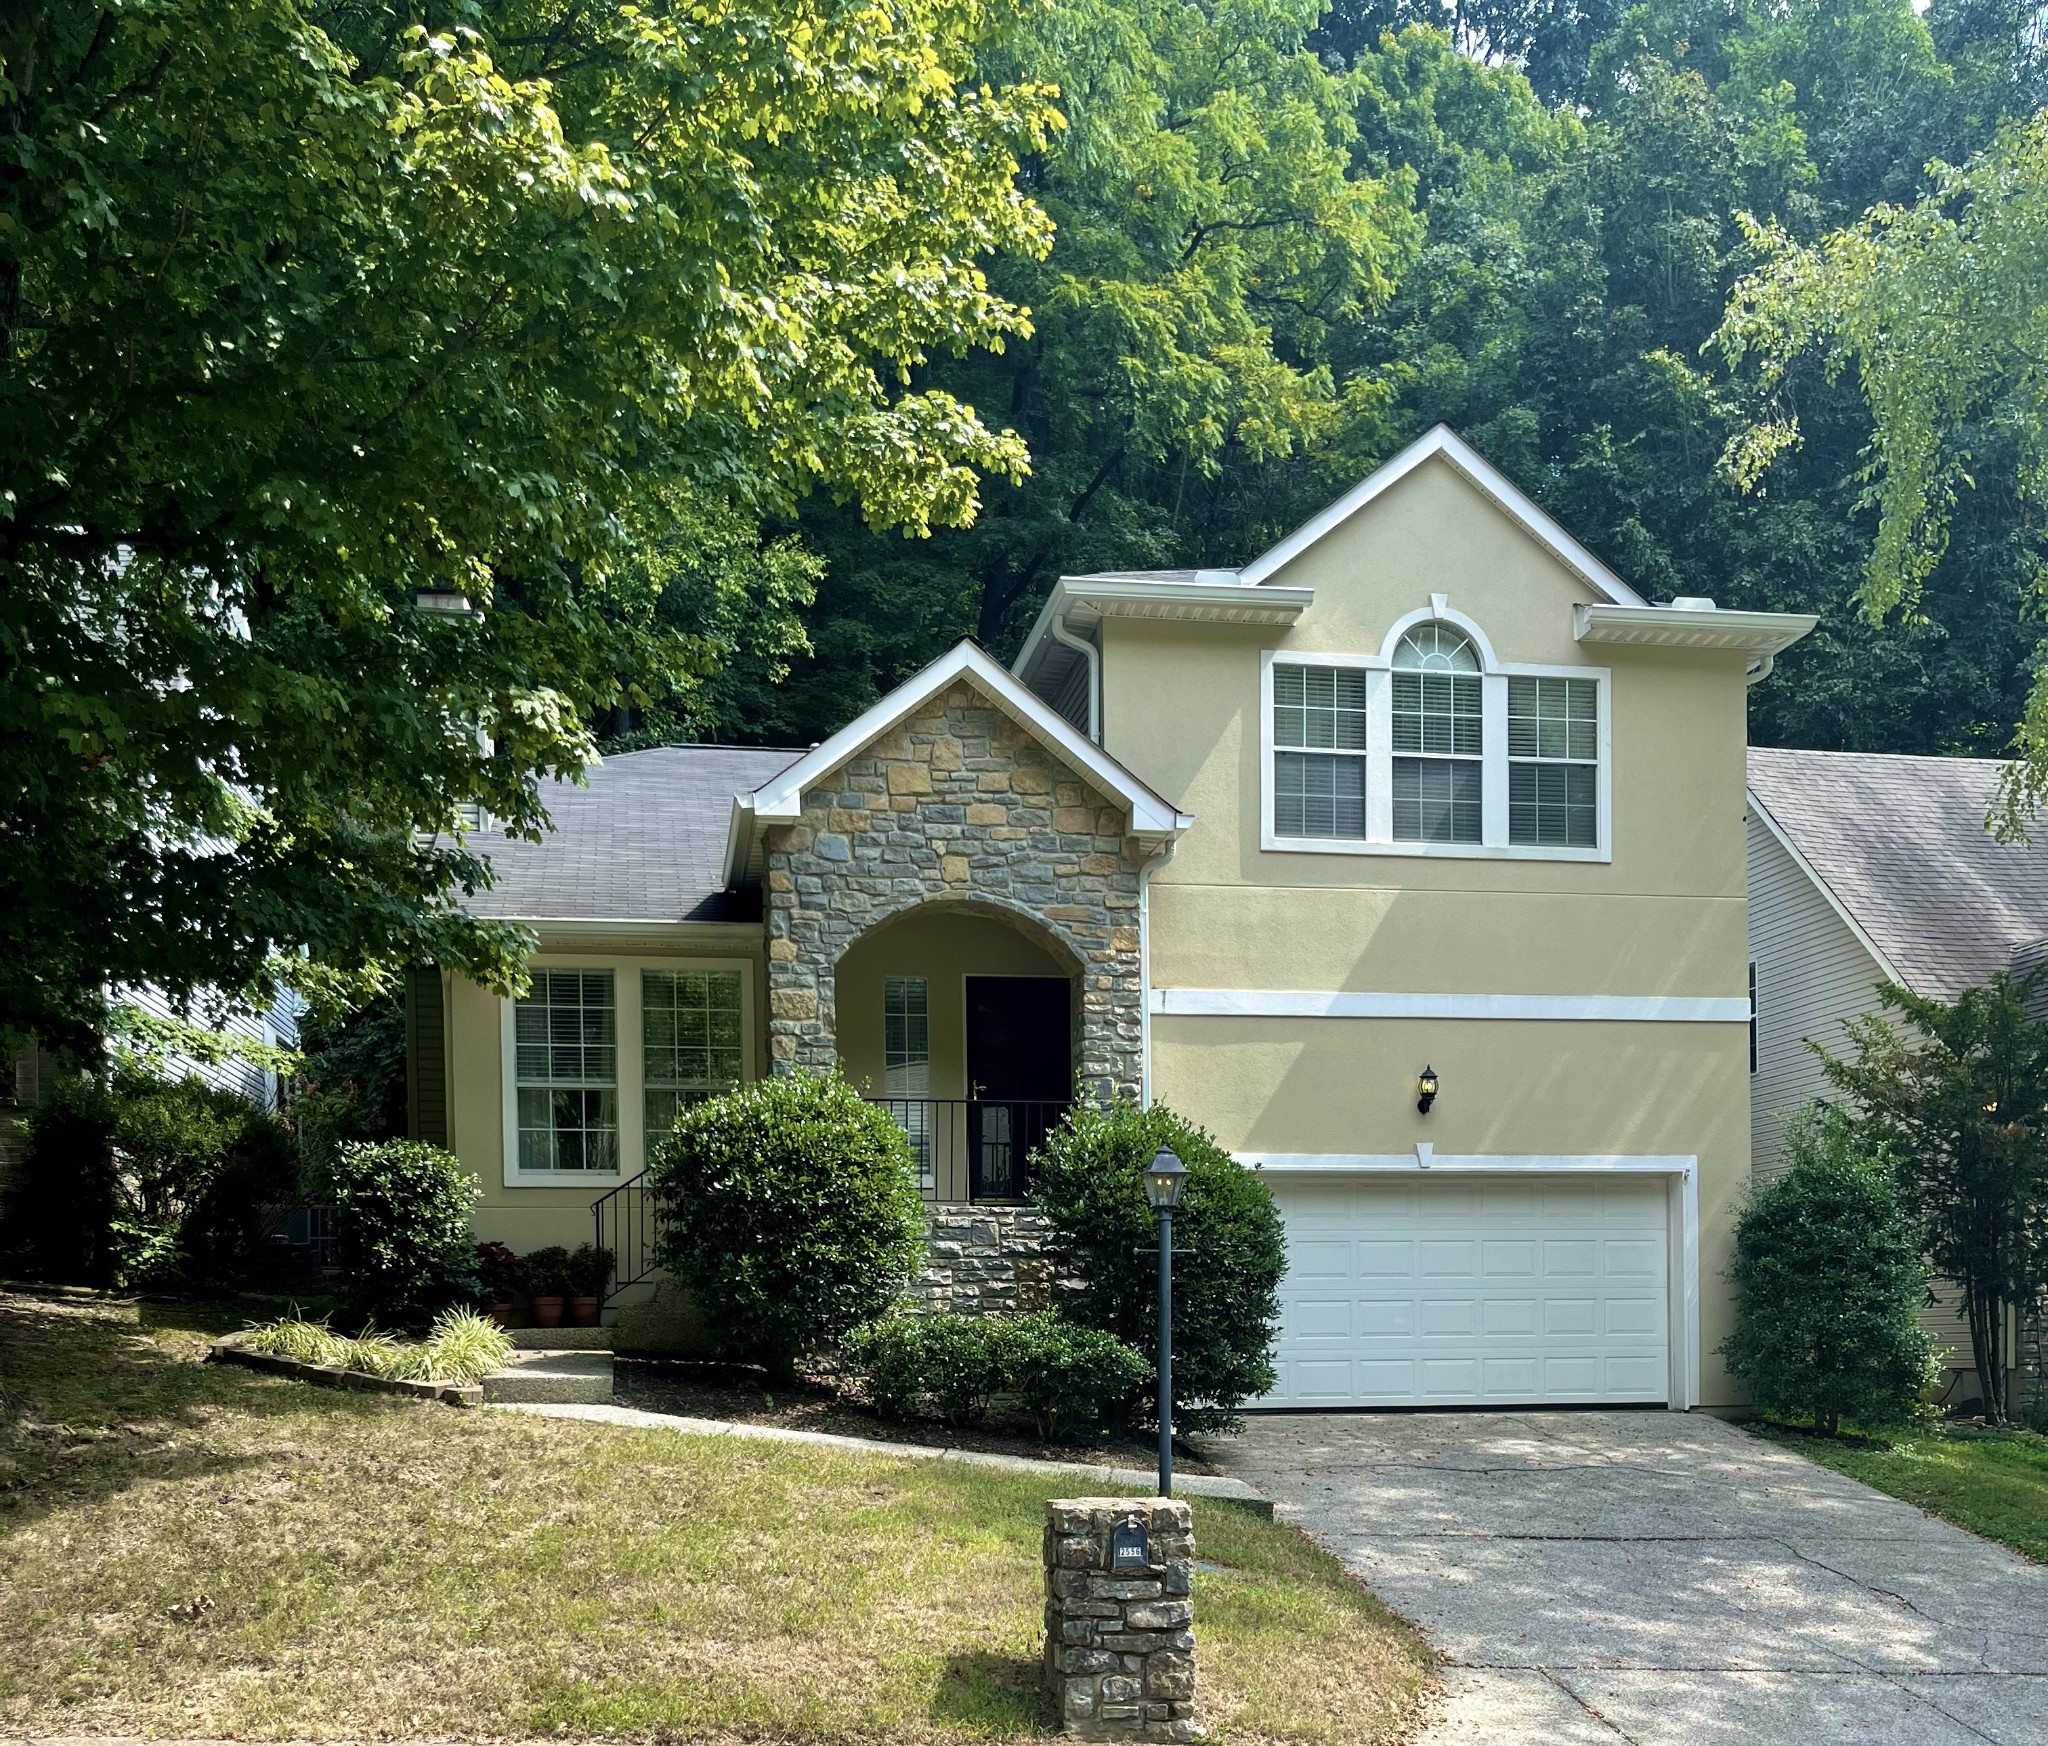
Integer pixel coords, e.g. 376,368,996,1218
483,1342,614,1405
508,1326,615,1351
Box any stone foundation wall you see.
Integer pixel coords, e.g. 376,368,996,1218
911,1205,1066,1316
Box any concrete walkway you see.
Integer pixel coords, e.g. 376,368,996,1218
1207,1410,2048,1745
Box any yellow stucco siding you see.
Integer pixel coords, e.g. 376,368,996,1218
443,929,767,1252
835,906,1072,1101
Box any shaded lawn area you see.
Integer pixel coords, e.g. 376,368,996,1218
1758,1421,2048,1563
0,1290,1432,1742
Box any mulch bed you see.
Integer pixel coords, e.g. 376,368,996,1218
610,1356,1219,1474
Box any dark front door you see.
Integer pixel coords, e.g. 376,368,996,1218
965,976,1072,1199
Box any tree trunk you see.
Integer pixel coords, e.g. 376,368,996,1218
1967,1287,2009,1426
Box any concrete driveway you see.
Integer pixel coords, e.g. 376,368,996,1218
1207,1411,2048,1745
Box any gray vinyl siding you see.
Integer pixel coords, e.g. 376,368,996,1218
116,985,299,1108
1746,808,1972,1367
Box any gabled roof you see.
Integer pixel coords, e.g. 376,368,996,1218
470,744,805,925
1237,425,1650,603
724,641,1193,884
1747,747,2048,1001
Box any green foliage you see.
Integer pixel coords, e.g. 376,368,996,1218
292,995,410,1166
0,1076,121,1286
845,1314,1008,1427
327,1141,482,1333
999,1310,1155,1442
521,1246,574,1299
1817,968,2048,1426
1030,1100,1286,1433
1721,1108,1939,1435
0,1069,297,1292
646,1072,927,1373
844,1309,1154,1439
242,1307,513,1383
1,0,1057,1050
566,1244,615,1299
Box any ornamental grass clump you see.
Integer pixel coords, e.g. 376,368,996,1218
242,1308,512,1384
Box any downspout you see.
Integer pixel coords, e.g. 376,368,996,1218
1049,610,1101,743
1138,842,1175,1110
1746,653,1775,686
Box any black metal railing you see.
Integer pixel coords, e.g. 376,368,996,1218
588,1098,1071,1303
592,1170,661,1305
867,1097,1071,1203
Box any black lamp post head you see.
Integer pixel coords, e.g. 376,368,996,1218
1417,1065,1439,1115
1144,1145,1187,1211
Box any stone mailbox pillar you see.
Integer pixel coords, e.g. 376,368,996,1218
1043,1497,1197,1742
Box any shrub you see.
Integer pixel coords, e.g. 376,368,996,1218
474,1241,523,1303
567,1243,615,1299
844,1314,1007,1426
0,1076,121,1285
1000,1311,1153,1442
327,1141,481,1332
1030,1098,1286,1433
523,1245,573,1298
648,1070,927,1375
0,1069,297,1291
1721,1108,1940,1435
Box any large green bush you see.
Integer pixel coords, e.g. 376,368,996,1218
844,1313,1007,1426
0,1069,297,1290
1030,1099,1285,1433
647,1071,926,1374
1721,1108,1940,1435
327,1141,482,1332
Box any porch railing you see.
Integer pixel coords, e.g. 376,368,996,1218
589,1097,1071,1305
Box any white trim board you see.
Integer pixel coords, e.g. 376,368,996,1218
1153,989,1750,1023
1241,1148,1702,1411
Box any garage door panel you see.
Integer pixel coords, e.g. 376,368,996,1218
1263,1174,1670,1408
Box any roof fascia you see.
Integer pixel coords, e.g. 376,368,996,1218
1237,425,1649,606
1748,787,1911,988
751,640,1193,838
721,792,757,890
1577,603,1818,656
1012,576,1312,688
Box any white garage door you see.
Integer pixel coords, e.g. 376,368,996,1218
1263,1174,1669,1408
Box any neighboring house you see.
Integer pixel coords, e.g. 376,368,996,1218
422,425,1814,1411
1747,746,2048,1398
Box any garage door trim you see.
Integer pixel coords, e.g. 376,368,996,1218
1240,1150,1700,1411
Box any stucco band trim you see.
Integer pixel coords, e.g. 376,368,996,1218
1152,989,1749,1023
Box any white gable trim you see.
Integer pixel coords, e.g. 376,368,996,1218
723,642,1193,880
1237,425,1649,606
1746,789,1908,988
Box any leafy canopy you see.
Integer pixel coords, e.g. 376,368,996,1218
0,0,1054,1048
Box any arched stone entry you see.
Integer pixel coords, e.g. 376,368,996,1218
762,677,1151,1112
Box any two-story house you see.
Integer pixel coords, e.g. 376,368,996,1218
410,427,1814,1411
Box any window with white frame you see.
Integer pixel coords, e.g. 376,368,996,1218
883,977,932,1186
1391,625,1482,843
643,969,744,1139
1508,675,1598,846
1271,663,1370,838
514,970,618,1172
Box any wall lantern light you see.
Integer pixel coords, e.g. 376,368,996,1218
1416,1065,1439,1115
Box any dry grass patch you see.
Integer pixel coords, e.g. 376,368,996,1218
0,1290,1431,1742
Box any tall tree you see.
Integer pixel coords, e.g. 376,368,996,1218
1719,109,2048,827
1,0,1055,1048
1820,971,2048,1427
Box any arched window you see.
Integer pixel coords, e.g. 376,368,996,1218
1391,625,1482,843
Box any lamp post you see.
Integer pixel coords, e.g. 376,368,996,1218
1144,1144,1188,1496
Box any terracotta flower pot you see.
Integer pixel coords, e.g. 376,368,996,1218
530,1295,565,1328
568,1295,601,1328
487,1301,512,1328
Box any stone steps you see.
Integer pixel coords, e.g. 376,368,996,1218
482,1351,614,1405
507,1326,614,1351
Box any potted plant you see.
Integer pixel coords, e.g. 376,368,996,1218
474,1241,523,1326
523,1245,573,1327
566,1243,614,1328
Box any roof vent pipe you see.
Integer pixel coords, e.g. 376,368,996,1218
1049,612,1102,743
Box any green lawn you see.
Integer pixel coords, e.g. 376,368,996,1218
0,1288,1433,1742
1758,1421,2048,1562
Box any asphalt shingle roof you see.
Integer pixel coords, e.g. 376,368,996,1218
1747,746,2048,1000
467,744,804,924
